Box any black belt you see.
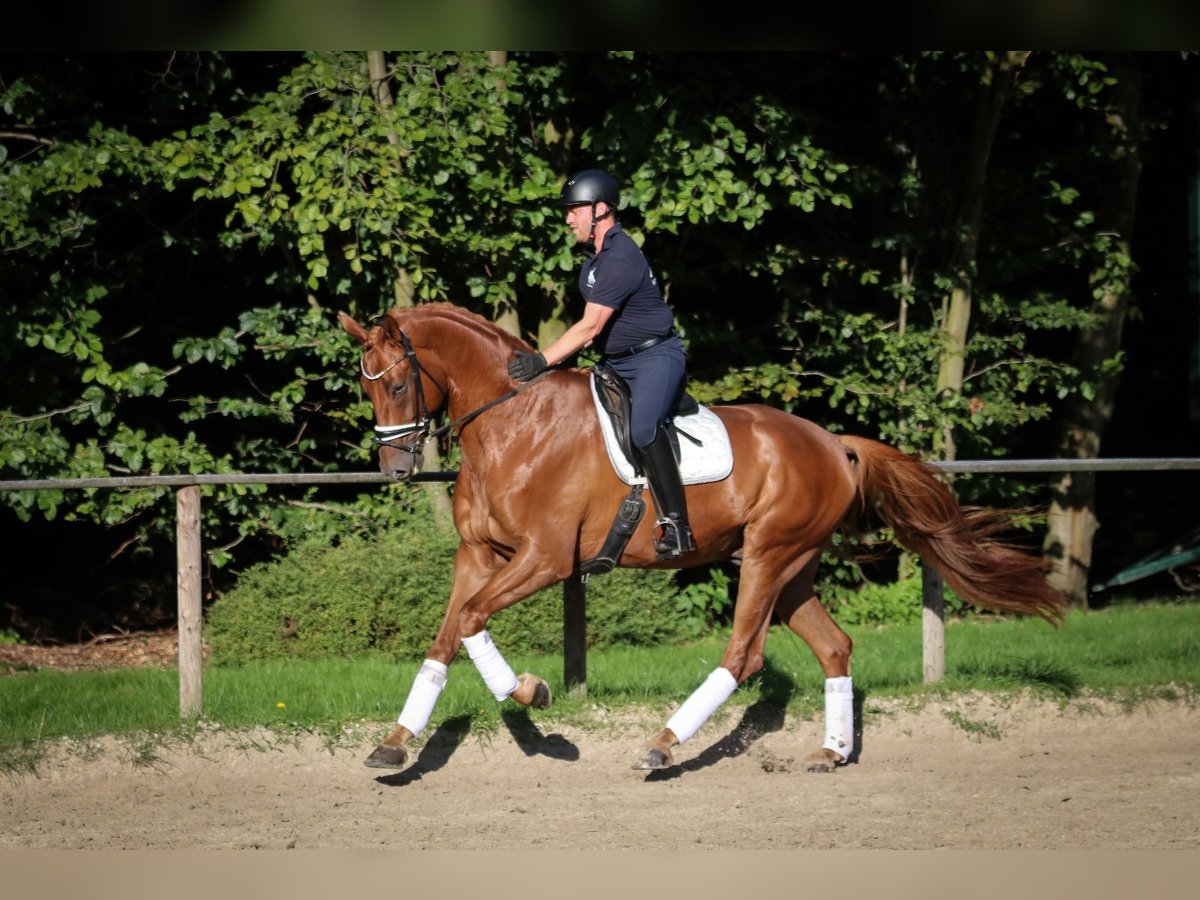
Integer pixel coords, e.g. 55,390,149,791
604,330,677,361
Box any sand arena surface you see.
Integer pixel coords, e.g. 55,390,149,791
2,692,1197,850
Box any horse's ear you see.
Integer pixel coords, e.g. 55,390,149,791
379,310,405,343
338,311,369,346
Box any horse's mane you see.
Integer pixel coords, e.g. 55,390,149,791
394,302,530,352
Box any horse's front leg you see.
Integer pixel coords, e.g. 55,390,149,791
365,543,569,770
364,541,498,770
364,648,552,769
455,544,571,713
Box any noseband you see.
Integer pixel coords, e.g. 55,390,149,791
359,330,445,453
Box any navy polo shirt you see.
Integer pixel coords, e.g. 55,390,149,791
578,224,674,355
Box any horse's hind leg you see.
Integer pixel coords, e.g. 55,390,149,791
635,546,813,770
775,565,855,772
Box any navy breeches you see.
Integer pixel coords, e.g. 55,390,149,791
607,337,687,448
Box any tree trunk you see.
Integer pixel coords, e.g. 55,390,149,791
1043,55,1144,607
934,52,1027,461
486,51,522,339
367,51,453,528
537,291,571,348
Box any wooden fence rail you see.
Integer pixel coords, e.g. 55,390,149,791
3,458,1198,717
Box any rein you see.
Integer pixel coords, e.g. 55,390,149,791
428,371,552,440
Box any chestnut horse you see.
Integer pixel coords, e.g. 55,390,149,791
339,303,1065,773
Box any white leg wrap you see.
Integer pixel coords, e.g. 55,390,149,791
665,667,738,745
822,676,855,758
462,630,519,702
396,659,448,737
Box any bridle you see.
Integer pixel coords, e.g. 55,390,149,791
359,329,444,453
358,328,550,452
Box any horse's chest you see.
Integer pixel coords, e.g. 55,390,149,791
454,479,515,545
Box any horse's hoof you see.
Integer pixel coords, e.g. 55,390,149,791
517,672,553,710
531,679,552,710
802,748,845,773
633,747,672,770
364,744,409,770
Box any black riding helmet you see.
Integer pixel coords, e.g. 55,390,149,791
557,169,619,245
556,169,619,209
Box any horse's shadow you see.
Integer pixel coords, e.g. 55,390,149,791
373,714,473,787
500,707,581,761
374,709,580,787
642,662,866,781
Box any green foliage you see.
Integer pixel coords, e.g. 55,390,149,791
824,576,966,627
206,526,684,663
673,567,733,637
686,51,1144,485
206,528,457,663
626,109,851,236
510,567,685,651
1,50,1192,633
162,52,566,313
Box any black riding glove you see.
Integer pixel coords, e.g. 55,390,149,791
508,350,548,382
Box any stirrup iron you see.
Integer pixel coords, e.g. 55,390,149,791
653,515,695,560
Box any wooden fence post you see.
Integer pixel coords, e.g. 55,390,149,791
563,572,587,698
176,486,203,717
922,562,945,683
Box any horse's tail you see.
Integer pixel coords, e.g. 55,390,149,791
838,435,1067,626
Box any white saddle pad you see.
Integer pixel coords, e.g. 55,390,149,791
589,373,733,487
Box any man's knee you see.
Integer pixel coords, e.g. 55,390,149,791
632,422,660,449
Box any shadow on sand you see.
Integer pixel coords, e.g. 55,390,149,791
501,707,581,761
373,707,581,787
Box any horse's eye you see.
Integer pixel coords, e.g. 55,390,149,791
391,383,408,398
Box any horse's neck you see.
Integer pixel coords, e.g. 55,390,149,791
421,315,592,442
423,317,518,420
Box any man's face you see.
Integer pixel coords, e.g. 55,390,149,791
565,202,607,243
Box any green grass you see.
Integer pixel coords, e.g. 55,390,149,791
2,599,1197,773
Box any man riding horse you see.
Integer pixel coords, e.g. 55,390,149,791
507,168,696,560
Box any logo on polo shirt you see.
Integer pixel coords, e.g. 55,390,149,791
587,268,597,289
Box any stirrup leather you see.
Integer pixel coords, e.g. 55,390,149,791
580,485,647,577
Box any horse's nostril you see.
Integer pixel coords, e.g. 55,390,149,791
379,460,410,481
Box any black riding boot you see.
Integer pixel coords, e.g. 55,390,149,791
638,427,696,560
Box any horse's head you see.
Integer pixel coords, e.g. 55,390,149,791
338,310,448,481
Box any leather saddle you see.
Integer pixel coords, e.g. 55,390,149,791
591,364,698,473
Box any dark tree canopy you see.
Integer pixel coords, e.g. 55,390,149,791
1,51,1196,635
